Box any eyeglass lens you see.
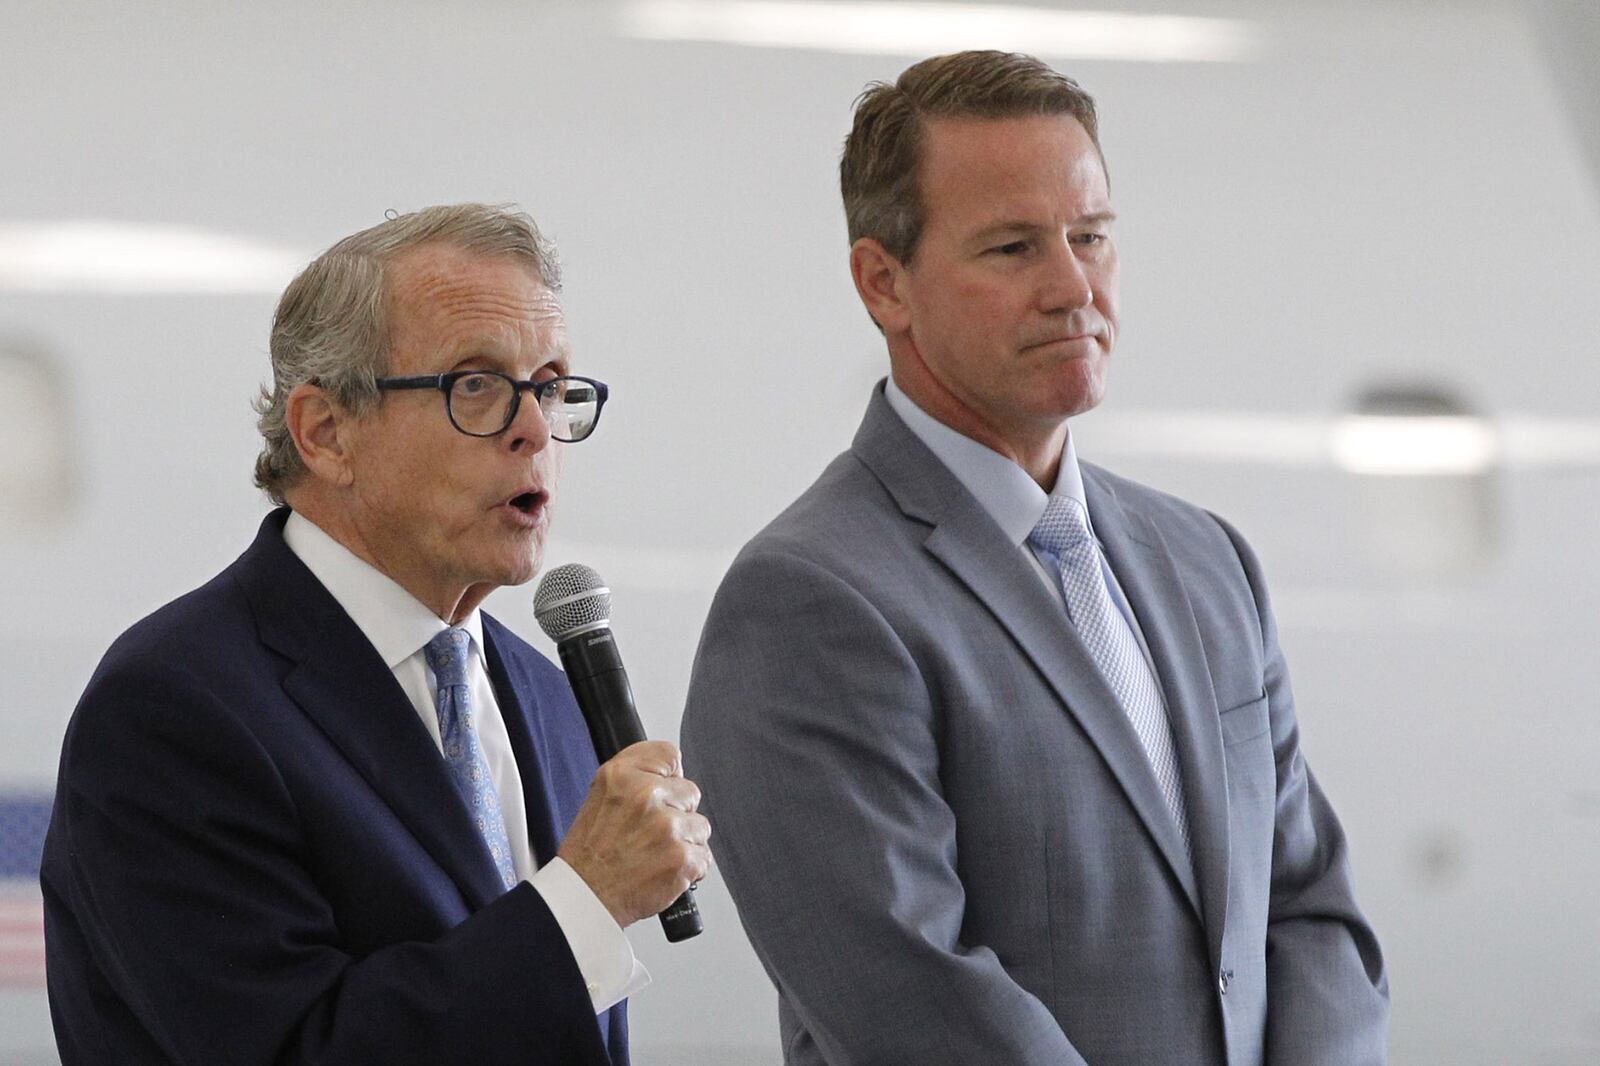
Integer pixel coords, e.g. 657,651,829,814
446,373,601,440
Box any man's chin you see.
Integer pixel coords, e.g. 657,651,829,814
1052,362,1107,419
480,541,546,591
506,554,544,589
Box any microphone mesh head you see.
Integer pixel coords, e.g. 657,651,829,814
534,563,612,640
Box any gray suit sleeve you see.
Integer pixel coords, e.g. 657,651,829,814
683,549,1085,1065
1218,518,1391,1064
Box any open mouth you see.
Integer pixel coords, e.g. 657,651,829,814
508,491,546,516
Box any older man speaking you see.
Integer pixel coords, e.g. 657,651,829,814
41,204,710,1065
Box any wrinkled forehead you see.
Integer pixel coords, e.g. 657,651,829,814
387,243,560,314
385,245,568,367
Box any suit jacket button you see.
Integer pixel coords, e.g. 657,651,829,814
1218,969,1233,995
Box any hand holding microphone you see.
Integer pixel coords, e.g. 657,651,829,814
536,564,708,941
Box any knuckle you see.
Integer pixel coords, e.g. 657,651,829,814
651,740,683,775
595,759,627,790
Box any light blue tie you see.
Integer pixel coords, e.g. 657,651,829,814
425,628,518,891
1029,495,1193,858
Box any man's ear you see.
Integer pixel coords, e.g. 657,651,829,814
284,383,356,488
849,238,912,335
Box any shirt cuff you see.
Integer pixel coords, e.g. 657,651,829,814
529,857,651,1013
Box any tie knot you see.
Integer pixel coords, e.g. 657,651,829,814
425,627,472,688
1028,494,1093,557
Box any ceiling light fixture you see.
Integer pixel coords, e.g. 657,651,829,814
0,220,306,294
618,1,1261,62
1081,411,1600,473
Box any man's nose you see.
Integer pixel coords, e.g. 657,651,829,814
1039,237,1093,313
506,391,553,455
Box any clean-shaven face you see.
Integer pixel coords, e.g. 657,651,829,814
896,113,1119,448
341,244,568,615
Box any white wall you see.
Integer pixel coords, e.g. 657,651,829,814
2,1,1597,1062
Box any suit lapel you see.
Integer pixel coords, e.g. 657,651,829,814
237,510,511,911
852,392,1203,916
1083,467,1231,954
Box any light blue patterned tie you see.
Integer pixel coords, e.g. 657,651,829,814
1029,495,1193,858
425,628,518,891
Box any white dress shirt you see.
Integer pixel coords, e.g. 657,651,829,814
283,511,649,1012
883,376,1159,672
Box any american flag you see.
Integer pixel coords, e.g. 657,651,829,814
0,794,51,987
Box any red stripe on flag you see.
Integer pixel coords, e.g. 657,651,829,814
0,884,46,987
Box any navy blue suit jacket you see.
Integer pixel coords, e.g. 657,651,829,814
41,509,627,1064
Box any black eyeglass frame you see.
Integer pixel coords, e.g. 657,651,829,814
373,371,610,441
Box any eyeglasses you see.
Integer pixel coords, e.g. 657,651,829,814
374,371,609,441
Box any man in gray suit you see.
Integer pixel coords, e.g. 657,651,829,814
682,51,1389,1064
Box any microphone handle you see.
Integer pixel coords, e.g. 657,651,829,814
556,627,704,943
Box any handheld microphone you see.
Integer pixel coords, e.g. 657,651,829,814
534,563,704,943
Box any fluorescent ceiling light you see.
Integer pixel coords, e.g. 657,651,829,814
0,220,306,294
619,1,1261,62
1080,411,1600,474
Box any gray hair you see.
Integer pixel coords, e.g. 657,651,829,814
252,202,562,504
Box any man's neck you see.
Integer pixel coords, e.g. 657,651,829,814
283,487,484,624
888,369,1066,490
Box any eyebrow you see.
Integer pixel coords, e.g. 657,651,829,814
971,211,1118,242
447,349,570,377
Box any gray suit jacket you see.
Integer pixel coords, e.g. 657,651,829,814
682,386,1388,1065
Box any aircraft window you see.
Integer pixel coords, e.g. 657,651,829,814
0,344,72,526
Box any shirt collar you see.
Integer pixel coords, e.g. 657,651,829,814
883,375,1090,545
283,510,485,668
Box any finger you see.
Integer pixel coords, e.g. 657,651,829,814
687,843,714,885
675,811,712,847
615,739,682,777
658,776,702,813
